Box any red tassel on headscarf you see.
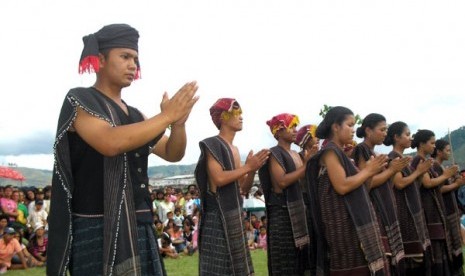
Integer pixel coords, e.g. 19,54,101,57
79,55,100,74
135,67,141,80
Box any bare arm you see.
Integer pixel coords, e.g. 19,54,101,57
392,159,432,190
421,166,458,189
357,156,408,190
1,206,18,217
240,150,270,193
152,124,187,162
440,175,465,193
324,150,387,195
269,156,305,190
73,82,198,157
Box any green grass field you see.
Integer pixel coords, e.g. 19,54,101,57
5,249,268,276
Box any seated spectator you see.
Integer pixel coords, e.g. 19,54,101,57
0,227,27,273
42,186,51,214
27,225,47,263
261,215,267,229
27,200,48,233
167,222,185,254
256,226,267,250
0,186,18,223
14,190,28,227
11,190,28,232
11,231,44,268
250,214,261,230
159,193,175,223
174,188,185,210
163,218,175,229
152,190,164,218
24,190,35,208
0,215,8,238
244,218,257,250
173,208,184,227
182,219,196,255
184,192,195,217
155,220,164,238
192,215,199,231
164,214,175,228
28,188,47,216
158,232,178,259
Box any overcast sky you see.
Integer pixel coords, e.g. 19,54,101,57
1,0,464,170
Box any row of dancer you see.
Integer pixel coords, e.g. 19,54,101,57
195,101,465,276
46,22,464,275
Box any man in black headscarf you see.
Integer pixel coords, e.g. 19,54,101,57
47,23,199,276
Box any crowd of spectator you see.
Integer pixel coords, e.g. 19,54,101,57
0,182,267,272
151,184,268,261
0,185,50,273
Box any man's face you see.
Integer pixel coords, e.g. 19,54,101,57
100,48,139,88
0,219,8,229
277,125,297,143
221,109,243,132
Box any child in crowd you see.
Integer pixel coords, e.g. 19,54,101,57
163,212,174,227
184,192,195,217
26,200,48,232
244,218,257,250
173,208,184,228
27,225,47,263
159,233,178,259
12,231,44,268
256,226,267,250
182,219,196,255
260,215,267,229
175,189,185,210
167,222,185,254
154,220,164,238
250,214,261,230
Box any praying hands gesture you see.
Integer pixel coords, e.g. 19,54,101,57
415,158,433,175
388,156,411,173
245,149,271,171
365,154,389,176
160,81,199,125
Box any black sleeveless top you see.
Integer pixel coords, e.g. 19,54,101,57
70,90,163,221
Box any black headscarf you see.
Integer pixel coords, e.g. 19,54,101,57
79,23,141,78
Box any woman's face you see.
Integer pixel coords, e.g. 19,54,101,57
367,121,388,145
438,144,452,161
422,136,436,155
335,115,356,145
396,126,412,149
36,228,45,237
11,192,19,202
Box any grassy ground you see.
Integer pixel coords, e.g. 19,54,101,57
4,249,268,276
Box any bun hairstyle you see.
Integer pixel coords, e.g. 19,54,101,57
411,129,435,149
356,113,386,138
431,139,449,158
383,121,407,146
316,106,354,139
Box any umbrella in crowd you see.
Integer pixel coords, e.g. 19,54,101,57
0,166,26,181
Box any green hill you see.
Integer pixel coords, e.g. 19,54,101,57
441,126,465,169
1,164,198,189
